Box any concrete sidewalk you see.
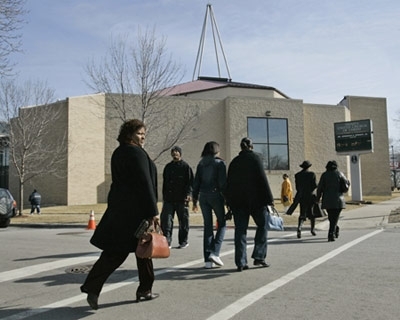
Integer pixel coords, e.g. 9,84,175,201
316,196,400,231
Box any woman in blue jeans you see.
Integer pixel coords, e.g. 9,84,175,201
192,141,227,269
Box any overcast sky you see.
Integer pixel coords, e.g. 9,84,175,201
11,0,400,141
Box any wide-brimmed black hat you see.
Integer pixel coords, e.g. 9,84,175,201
299,160,312,169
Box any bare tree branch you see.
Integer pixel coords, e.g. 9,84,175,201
0,79,67,213
84,26,199,161
0,0,27,76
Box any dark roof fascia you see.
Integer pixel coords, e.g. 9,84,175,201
172,77,290,99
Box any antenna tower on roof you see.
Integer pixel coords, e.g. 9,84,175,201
192,4,232,81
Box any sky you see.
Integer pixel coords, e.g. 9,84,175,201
10,0,400,142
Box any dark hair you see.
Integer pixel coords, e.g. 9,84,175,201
240,137,253,151
117,119,146,144
201,141,220,157
282,174,289,179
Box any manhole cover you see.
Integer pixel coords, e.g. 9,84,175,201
65,265,93,274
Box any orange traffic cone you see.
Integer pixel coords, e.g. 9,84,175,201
86,210,96,230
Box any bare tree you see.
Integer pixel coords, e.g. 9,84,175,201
0,79,67,213
0,0,27,76
84,26,199,162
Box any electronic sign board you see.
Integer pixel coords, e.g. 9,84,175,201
334,119,373,154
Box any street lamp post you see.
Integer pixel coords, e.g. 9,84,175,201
391,145,397,191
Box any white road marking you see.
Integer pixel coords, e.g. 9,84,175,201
2,231,382,320
206,229,383,320
0,253,99,283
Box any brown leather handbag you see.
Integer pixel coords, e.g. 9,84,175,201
135,219,170,259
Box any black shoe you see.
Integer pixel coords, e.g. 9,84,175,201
335,226,340,238
237,265,249,272
136,291,160,302
328,234,335,242
297,229,301,239
86,293,99,310
311,230,316,236
254,260,270,267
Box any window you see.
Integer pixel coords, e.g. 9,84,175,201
248,117,289,170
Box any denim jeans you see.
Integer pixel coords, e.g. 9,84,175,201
233,206,268,267
199,192,226,262
160,201,189,246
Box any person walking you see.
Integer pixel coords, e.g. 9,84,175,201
29,189,41,215
225,137,274,271
280,174,293,213
160,146,194,249
80,119,160,310
316,160,350,241
192,141,227,269
294,160,318,238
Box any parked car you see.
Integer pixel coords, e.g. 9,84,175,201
0,188,17,228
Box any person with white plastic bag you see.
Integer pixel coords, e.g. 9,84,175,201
224,138,274,272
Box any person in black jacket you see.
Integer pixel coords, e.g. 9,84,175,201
316,160,349,241
29,189,41,215
160,146,193,249
294,160,318,239
80,119,159,310
225,138,274,271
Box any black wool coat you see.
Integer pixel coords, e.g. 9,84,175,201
294,169,317,205
225,150,274,209
90,144,158,253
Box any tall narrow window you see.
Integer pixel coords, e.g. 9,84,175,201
248,117,289,170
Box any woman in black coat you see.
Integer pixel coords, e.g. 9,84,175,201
80,119,159,310
316,160,349,241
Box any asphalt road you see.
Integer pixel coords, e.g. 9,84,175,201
1,198,400,320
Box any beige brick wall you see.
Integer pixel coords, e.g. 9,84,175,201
67,94,106,205
341,96,391,196
9,90,391,207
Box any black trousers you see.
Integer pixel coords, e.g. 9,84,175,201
81,250,154,296
326,208,342,235
160,201,189,246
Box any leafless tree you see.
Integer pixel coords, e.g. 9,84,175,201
84,26,199,162
0,0,27,76
0,79,67,213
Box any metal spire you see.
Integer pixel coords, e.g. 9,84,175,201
192,4,232,81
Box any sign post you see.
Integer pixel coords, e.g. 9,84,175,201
334,119,374,202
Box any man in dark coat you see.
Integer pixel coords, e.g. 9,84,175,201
294,160,318,238
160,146,193,249
225,137,274,271
81,119,159,310
29,189,41,215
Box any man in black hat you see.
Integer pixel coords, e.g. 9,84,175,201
294,160,317,238
160,146,194,248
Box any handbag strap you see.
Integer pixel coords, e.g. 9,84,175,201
147,218,163,235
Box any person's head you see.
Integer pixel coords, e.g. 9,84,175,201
282,173,289,180
201,141,220,157
240,137,253,151
325,160,338,171
299,160,312,170
33,189,37,193
171,146,182,161
117,119,146,147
